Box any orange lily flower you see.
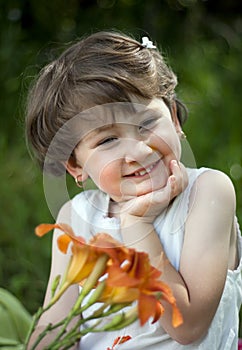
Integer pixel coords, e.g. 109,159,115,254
106,251,183,327
35,223,183,328
35,223,132,261
36,223,106,299
35,223,135,292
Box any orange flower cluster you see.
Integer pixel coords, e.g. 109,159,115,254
36,223,183,328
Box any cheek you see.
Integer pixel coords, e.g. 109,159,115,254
96,162,122,195
81,149,122,195
171,133,182,159
152,119,181,158
152,130,181,159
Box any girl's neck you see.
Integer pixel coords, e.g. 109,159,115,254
108,198,120,218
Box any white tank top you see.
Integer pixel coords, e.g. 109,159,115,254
71,167,242,350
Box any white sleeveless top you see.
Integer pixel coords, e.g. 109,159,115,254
71,168,242,350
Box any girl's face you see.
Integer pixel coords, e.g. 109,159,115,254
69,98,182,202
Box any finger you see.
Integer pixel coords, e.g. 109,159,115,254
170,159,181,177
170,160,188,193
168,174,178,199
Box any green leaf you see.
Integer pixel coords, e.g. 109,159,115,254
0,288,32,343
0,337,20,345
0,336,25,349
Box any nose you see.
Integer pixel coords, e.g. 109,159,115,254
124,140,153,163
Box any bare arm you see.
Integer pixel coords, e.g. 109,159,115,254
120,169,237,345
27,201,79,350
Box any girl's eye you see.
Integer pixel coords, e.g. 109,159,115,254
139,118,158,132
97,136,117,146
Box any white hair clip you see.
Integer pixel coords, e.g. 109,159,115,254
141,36,156,49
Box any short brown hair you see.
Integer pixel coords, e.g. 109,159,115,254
26,30,188,175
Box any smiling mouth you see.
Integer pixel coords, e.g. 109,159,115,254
125,160,160,177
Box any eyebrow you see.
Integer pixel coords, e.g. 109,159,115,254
82,124,115,142
80,105,162,143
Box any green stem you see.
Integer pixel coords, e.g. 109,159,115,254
25,295,66,350
73,281,106,316
26,254,135,349
49,320,103,350
25,301,54,348
24,307,43,347
45,255,108,348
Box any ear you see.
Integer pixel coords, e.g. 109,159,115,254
170,101,182,134
63,155,89,182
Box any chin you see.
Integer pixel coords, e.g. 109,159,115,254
135,186,164,197
137,180,167,196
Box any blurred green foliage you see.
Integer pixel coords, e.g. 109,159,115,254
0,0,241,334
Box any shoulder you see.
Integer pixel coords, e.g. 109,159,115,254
193,169,236,207
186,168,236,233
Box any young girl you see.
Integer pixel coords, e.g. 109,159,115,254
26,31,242,349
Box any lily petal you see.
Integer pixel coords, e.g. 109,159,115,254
107,265,139,287
152,302,164,324
57,234,72,254
171,304,183,328
138,293,158,326
35,223,59,237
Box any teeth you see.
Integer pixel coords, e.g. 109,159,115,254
134,163,156,176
